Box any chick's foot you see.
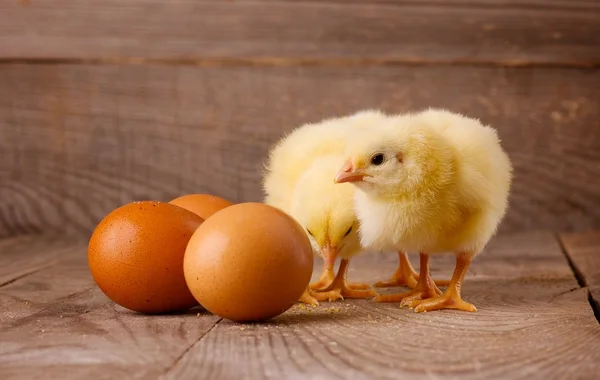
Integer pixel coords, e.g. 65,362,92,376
410,252,477,313
313,258,378,302
376,253,441,305
309,265,335,291
298,288,319,306
411,292,477,313
374,280,441,304
312,284,377,303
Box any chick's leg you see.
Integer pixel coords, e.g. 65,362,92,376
310,256,369,291
374,253,441,303
408,252,477,313
375,251,449,289
374,252,419,288
309,260,335,291
312,259,378,302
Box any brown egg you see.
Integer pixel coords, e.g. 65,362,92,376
169,193,233,220
88,201,203,314
184,202,313,322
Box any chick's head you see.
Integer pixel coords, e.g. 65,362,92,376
290,156,360,269
335,114,455,199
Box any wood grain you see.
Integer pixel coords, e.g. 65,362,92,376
0,236,220,379
0,1,599,64
1,64,599,237
560,229,600,315
165,231,600,380
2,232,598,379
0,235,75,287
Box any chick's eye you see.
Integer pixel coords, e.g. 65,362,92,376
370,153,385,166
306,229,314,237
344,226,353,237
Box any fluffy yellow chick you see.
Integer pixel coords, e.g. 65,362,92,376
335,109,513,312
290,155,379,302
263,112,384,304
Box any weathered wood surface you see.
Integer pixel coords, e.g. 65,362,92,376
0,235,75,287
1,232,599,379
166,231,600,379
561,229,600,314
1,0,599,64
0,235,221,379
1,64,599,237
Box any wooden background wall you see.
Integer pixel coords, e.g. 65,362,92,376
1,0,599,238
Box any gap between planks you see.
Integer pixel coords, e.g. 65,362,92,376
0,57,599,69
559,229,600,324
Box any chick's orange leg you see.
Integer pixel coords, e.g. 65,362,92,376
374,252,419,288
375,252,450,289
375,253,441,303
408,252,477,313
309,260,336,291
312,259,378,302
310,258,370,291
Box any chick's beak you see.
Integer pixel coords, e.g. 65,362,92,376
323,242,338,270
334,160,366,183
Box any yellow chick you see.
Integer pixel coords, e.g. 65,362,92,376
263,112,384,304
335,108,513,312
290,155,378,302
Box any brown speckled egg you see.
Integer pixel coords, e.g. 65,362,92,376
88,201,203,314
169,193,233,220
183,202,313,322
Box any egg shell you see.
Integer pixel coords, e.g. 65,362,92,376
88,201,203,314
169,193,233,220
184,202,313,322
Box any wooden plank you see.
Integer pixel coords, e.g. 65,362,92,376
165,231,600,379
0,237,96,324
0,235,80,287
560,229,600,313
0,236,220,379
0,1,599,64
1,64,600,237
1,232,599,378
